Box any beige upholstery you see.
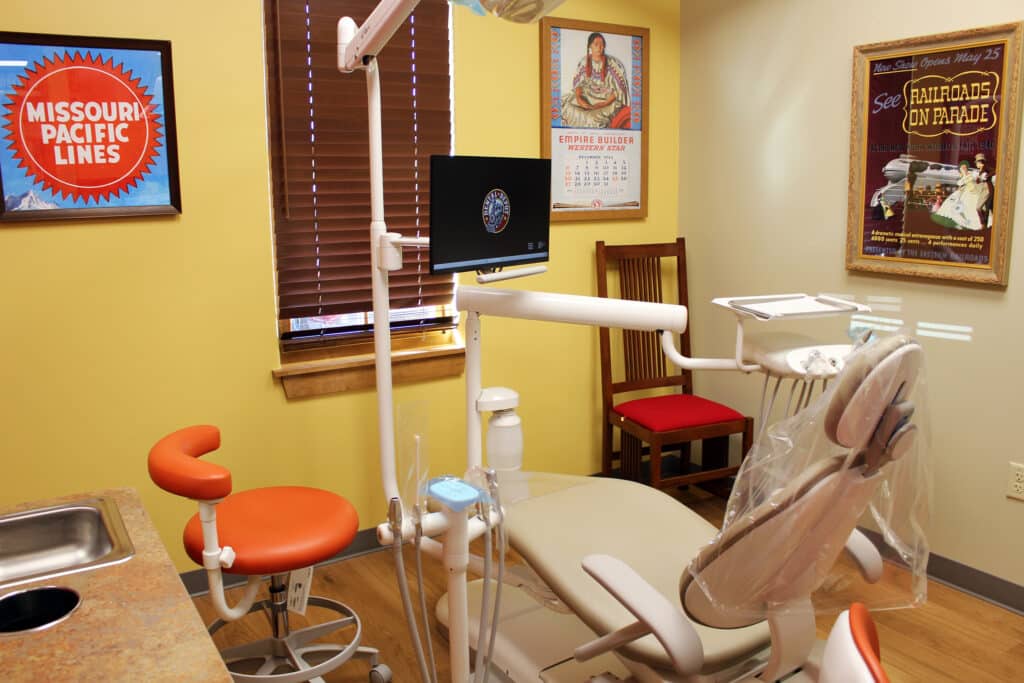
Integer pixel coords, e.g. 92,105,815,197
681,462,881,631
679,457,845,627
505,476,770,673
501,337,924,676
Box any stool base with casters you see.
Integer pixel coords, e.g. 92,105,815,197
207,585,392,683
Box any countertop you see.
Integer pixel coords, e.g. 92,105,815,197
0,488,231,682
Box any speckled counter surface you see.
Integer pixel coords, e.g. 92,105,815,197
0,488,231,682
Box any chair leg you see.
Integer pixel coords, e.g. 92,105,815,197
743,417,754,457
698,435,740,500
621,431,642,481
702,436,729,471
678,441,692,471
649,442,663,490
602,420,614,476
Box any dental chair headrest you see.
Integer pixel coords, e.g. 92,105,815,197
823,335,921,450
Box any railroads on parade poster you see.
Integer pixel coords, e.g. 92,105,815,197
846,23,1023,286
0,32,180,222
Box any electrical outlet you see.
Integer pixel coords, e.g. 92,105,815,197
1008,462,1024,501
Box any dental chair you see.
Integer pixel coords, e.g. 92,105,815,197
452,333,925,681
148,425,391,683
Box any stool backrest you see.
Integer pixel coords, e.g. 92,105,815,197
849,602,889,682
148,424,232,501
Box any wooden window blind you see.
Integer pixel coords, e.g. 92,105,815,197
265,0,455,342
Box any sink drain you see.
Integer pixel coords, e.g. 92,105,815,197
0,586,81,634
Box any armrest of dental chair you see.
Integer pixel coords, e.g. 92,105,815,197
577,554,704,676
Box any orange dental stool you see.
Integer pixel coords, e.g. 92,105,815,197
819,602,891,683
149,425,391,683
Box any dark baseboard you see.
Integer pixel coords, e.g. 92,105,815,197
859,528,1022,616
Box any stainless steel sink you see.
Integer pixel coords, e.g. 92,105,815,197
0,497,134,589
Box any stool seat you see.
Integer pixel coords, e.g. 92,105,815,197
183,486,358,575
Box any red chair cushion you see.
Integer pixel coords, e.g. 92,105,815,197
614,394,744,432
183,487,359,575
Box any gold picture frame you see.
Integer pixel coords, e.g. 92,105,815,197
540,18,649,222
846,22,1024,285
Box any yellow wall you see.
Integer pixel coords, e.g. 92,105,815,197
0,0,680,570
680,1,1024,584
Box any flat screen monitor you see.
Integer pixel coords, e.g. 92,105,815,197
429,155,551,275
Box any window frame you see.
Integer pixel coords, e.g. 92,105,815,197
264,0,463,396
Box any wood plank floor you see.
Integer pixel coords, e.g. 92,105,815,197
193,487,1023,682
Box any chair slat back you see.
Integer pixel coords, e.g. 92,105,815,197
621,255,668,382
596,239,694,402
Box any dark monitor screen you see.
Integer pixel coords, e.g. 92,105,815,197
429,155,551,275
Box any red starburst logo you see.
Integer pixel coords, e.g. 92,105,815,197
2,51,162,204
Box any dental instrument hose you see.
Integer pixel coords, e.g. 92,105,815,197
389,498,433,683
483,474,506,682
473,501,493,682
414,508,439,683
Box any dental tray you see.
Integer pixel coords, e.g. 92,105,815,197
713,294,867,320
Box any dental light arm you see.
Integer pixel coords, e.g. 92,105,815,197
456,287,770,378
338,0,420,73
660,327,762,373
341,0,568,510
457,285,689,332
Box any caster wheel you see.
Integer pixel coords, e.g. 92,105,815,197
369,664,393,683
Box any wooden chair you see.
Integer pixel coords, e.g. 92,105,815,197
595,238,753,491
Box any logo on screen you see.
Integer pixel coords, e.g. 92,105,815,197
482,189,511,234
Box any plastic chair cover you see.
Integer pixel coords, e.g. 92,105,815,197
686,333,930,620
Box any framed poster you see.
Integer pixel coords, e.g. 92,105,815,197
847,23,1023,285
540,18,648,222
0,32,181,221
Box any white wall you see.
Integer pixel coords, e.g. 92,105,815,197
680,1,1024,584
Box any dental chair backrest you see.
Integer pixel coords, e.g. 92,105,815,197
679,335,924,628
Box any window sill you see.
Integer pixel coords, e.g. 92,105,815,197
272,329,465,399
